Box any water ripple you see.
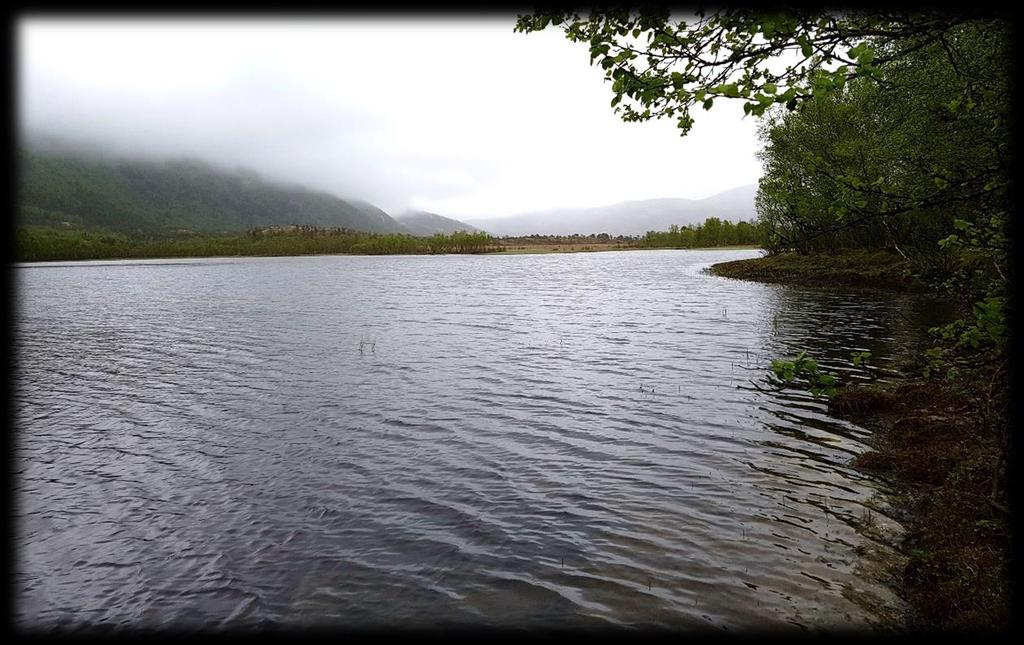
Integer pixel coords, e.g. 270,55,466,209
14,250,951,630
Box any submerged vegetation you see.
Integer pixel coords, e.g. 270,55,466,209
520,8,1011,630
769,351,838,398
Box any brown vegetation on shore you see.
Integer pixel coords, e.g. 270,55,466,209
709,249,930,292
712,250,1009,631
830,376,1009,630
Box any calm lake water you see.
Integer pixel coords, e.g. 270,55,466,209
14,249,951,631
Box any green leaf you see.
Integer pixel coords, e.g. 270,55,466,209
798,35,812,57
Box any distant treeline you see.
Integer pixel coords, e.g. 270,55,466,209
498,221,762,249
16,218,763,262
16,225,499,262
639,217,764,248
497,232,637,246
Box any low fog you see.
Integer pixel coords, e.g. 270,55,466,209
19,17,763,219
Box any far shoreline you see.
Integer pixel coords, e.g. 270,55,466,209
15,244,764,264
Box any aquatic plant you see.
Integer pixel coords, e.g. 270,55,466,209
770,351,838,398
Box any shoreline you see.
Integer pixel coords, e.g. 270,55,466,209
708,251,1009,631
493,244,759,255
707,249,930,293
15,244,763,264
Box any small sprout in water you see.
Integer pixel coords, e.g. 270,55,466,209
770,351,838,397
358,338,377,353
861,506,876,528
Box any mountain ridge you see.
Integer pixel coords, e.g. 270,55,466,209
18,136,758,238
393,211,482,236
18,144,411,235
463,184,758,236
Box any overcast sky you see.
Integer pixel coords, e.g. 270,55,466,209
19,16,764,219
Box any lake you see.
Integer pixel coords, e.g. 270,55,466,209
13,249,949,631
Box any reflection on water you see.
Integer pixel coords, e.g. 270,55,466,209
14,249,947,631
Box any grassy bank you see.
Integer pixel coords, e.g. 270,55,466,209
15,226,500,262
708,249,930,292
710,249,1009,631
830,377,1009,630
16,225,766,262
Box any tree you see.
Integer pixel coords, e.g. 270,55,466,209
518,8,1012,514
516,10,1009,254
515,9,1001,132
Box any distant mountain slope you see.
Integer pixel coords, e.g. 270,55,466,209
465,184,758,236
393,211,481,236
18,146,408,234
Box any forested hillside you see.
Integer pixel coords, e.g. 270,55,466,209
18,147,408,234
394,211,482,235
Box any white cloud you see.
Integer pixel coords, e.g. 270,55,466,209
19,16,764,218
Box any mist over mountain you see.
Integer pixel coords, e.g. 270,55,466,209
18,139,410,234
18,134,757,239
464,185,758,236
394,211,482,236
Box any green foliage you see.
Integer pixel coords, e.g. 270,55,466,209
515,10,978,135
15,226,500,262
752,20,1008,392
639,217,765,248
770,351,839,398
754,20,1009,268
924,295,1007,379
